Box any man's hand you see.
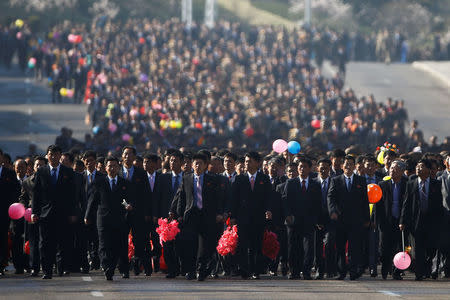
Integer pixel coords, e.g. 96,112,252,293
286,215,294,225
69,216,77,224
125,204,133,211
265,211,272,220
168,212,175,221
330,212,338,220
84,218,90,225
216,214,224,223
399,224,404,231
31,214,39,223
316,224,324,230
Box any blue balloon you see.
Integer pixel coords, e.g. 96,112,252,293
287,141,301,154
92,126,100,134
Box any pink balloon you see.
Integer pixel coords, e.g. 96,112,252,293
68,34,75,43
8,203,25,220
16,32,22,39
66,89,74,98
393,251,411,270
24,208,32,222
108,123,117,133
29,57,36,65
272,139,288,153
122,133,131,142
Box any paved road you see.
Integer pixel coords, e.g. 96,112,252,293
0,67,89,158
0,270,450,299
345,62,450,143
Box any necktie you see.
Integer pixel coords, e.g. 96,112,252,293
346,178,352,192
88,173,92,184
420,181,428,212
250,176,255,191
111,178,116,190
51,168,57,185
173,175,180,192
196,177,203,209
321,180,327,205
302,180,307,193
392,183,400,219
150,175,155,192
127,169,131,180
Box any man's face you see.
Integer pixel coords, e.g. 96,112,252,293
235,162,244,175
364,161,376,176
332,157,343,170
122,148,135,166
430,163,438,179
384,154,395,169
106,160,119,178
446,156,450,171
286,166,298,179
298,162,311,179
208,160,222,174
84,156,96,172
318,162,330,179
262,160,270,175
245,157,259,174
416,162,430,179
96,162,106,174
47,150,61,167
356,162,366,176
389,164,402,181
268,163,279,178
133,159,143,169
14,160,27,178
182,158,192,172
224,157,235,173
60,155,72,168
343,159,355,176
170,155,182,172
34,159,46,173
192,159,206,175
143,158,157,173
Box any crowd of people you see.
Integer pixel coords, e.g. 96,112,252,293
1,143,450,282
2,19,449,157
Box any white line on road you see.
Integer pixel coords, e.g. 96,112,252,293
378,290,401,297
82,276,93,281
90,291,104,297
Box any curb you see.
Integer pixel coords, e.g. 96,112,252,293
412,61,450,88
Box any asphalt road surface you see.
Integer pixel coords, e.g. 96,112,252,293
0,67,89,158
344,62,450,143
1,269,450,299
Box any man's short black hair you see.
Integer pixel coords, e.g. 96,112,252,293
74,159,85,168
317,158,332,166
164,148,178,158
237,157,245,164
134,155,143,163
83,150,97,160
384,150,398,158
286,162,298,170
297,157,312,168
417,158,432,169
331,149,346,158
34,156,47,164
192,153,208,163
122,146,137,156
245,151,262,162
344,155,356,164
105,156,119,164
96,156,105,164
224,152,237,162
47,145,62,154
198,149,211,161
364,155,377,164
170,150,184,161
143,153,159,162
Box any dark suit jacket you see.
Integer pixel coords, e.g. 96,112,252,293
171,173,223,227
375,178,407,232
85,176,131,229
32,164,77,220
1,167,20,225
400,177,443,235
327,174,370,227
142,171,170,218
82,170,105,215
313,177,331,226
272,181,288,226
119,166,148,218
283,177,321,228
19,174,35,208
231,172,272,227
439,170,450,216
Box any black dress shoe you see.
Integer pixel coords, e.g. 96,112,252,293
30,270,39,277
370,269,378,277
288,274,300,280
303,274,313,280
14,269,24,275
415,276,423,281
81,268,89,274
315,273,324,280
392,274,403,280
105,274,113,281
197,274,206,281
251,274,260,280
0,269,5,276
42,274,52,279
431,272,438,280
210,274,219,279
152,257,160,273
166,273,177,279
382,273,388,280
185,272,196,280
269,271,277,277
133,263,140,276
349,275,357,281
122,273,129,279
336,274,346,280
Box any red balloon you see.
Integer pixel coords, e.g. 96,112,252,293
139,37,145,44
74,35,83,43
367,183,382,203
311,119,321,129
244,127,254,137
195,123,203,129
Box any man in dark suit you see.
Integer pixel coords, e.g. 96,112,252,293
328,155,370,280
313,158,335,279
85,156,133,281
283,157,321,279
170,153,224,281
330,149,345,178
0,149,21,276
400,159,444,281
375,160,407,280
435,153,450,277
19,156,46,277
31,145,78,279
231,151,272,279
82,151,103,271
119,146,151,276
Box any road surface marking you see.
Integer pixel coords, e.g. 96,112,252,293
378,290,401,297
90,291,104,297
82,276,93,281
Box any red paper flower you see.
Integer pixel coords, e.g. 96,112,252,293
128,233,135,261
24,241,30,255
156,218,180,245
217,225,238,256
262,230,280,260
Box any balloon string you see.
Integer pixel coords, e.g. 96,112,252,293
402,230,405,258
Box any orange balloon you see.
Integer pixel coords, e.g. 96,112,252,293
367,183,382,203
